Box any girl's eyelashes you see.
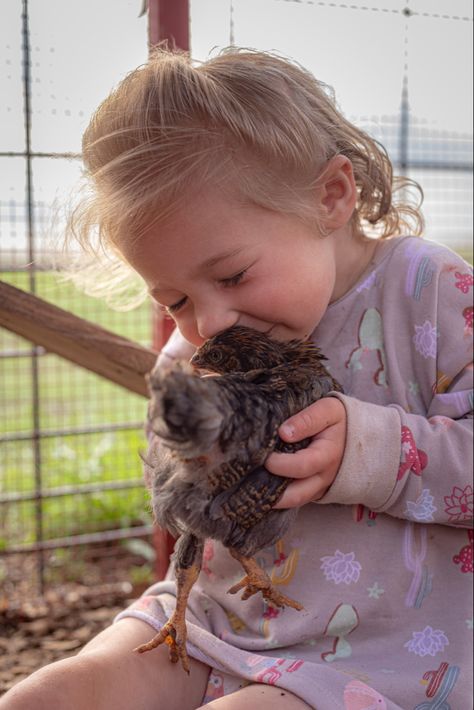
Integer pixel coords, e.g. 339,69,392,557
157,269,248,313
166,296,188,313
219,269,247,287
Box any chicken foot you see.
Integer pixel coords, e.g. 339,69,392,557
134,533,203,673
227,547,303,611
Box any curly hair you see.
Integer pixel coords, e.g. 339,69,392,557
67,45,423,264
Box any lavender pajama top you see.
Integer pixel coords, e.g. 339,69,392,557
116,236,473,710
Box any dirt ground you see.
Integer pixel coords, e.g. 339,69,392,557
0,541,156,697
0,582,136,696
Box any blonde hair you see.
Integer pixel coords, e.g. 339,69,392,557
67,46,423,295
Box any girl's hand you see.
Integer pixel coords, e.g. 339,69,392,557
265,397,347,509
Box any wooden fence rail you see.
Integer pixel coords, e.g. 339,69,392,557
0,280,157,396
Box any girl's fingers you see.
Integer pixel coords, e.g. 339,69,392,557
279,397,345,442
273,472,330,509
266,399,347,508
265,446,322,478
266,431,344,479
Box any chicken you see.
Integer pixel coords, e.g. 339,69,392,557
135,325,342,671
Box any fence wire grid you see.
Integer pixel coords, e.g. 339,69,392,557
0,0,473,600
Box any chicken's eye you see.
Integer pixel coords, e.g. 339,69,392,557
208,350,223,363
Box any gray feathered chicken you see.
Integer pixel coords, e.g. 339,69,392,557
135,325,341,671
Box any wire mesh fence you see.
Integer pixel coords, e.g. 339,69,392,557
0,200,155,599
1,0,473,602
1,279,155,601
1,0,154,601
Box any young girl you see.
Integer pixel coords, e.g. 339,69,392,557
2,47,472,710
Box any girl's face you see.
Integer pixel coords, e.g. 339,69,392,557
122,189,342,347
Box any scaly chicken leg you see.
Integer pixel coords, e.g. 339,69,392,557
140,326,341,672
134,533,203,673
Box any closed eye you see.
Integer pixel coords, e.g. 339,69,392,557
166,296,188,313
219,269,247,287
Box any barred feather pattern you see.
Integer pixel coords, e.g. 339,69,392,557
146,325,341,557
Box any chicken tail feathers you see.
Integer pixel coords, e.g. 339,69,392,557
148,366,225,456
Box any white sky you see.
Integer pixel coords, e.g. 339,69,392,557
192,0,473,131
0,0,472,211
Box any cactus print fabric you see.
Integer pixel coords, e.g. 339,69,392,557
117,237,473,709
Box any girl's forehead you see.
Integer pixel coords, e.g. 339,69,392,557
123,223,255,291
126,192,262,260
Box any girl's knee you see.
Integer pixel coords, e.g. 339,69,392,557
0,654,100,710
0,619,211,710
197,683,313,710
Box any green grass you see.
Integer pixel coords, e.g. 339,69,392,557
0,244,471,549
456,246,473,266
1,270,153,345
0,271,154,547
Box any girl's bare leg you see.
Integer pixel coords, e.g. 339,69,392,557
198,683,313,710
0,617,210,710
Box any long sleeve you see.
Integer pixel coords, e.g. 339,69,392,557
316,238,473,528
153,326,196,371
120,236,473,708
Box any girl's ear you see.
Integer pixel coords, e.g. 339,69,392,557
317,155,357,232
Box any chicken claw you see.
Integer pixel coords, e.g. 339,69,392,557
134,613,190,672
228,548,303,611
134,553,201,674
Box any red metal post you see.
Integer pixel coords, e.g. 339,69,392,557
146,0,190,580
148,0,190,51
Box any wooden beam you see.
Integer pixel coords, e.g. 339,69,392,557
0,281,157,398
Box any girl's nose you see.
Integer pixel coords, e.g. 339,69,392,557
195,303,238,340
